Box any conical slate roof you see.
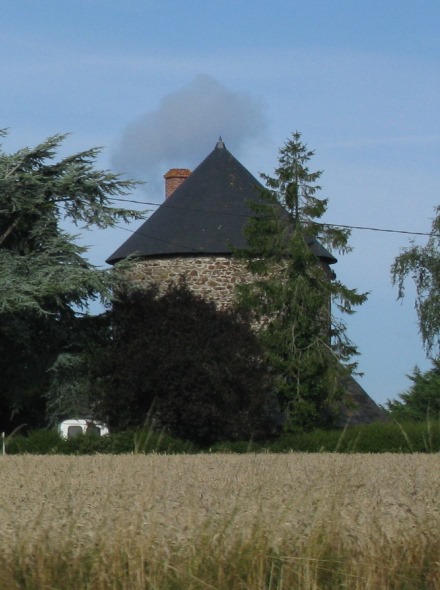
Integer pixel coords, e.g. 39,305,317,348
106,139,337,265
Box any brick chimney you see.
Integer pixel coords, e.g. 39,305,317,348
163,168,191,199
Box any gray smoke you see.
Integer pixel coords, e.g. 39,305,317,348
111,75,267,198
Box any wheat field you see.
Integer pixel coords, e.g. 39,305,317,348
0,453,439,589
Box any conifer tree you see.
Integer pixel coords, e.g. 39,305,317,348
0,130,143,315
0,130,143,429
235,132,367,430
387,360,440,421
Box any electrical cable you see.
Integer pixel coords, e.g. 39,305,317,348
108,196,438,239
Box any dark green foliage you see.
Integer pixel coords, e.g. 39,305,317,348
235,132,367,431
0,311,58,429
4,428,63,454
392,207,440,355
208,440,264,453
92,281,277,446
5,427,197,455
6,420,440,454
0,130,143,431
119,428,197,454
387,359,440,421
44,353,96,426
270,419,440,453
44,313,111,426
209,420,440,453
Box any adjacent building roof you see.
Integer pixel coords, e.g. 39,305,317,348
106,139,337,265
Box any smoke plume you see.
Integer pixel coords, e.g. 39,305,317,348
111,75,266,199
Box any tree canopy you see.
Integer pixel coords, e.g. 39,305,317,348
387,360,440,421
0,130,143,315
391,207,440,356
0,130,143,429
234,132,368,430
91,281,277,446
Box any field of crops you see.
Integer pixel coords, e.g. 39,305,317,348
1,453,439,589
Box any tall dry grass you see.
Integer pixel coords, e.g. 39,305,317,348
0,453,439,589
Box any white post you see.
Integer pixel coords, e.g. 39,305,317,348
2,432,5,456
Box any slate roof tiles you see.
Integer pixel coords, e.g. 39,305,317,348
106,139,336,265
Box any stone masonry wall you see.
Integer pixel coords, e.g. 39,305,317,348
129,256,253,309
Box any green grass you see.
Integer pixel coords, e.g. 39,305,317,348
214,419,440,454
4,427,197,455
4,418,440,455
270,419,440,453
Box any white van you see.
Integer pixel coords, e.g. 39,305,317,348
58,419,109,439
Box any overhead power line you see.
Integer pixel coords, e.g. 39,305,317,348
318,222,438,238
109,196,437,239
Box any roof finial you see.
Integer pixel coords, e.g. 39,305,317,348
216,136,224,149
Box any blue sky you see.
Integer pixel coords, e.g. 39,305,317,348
2,0,440,406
